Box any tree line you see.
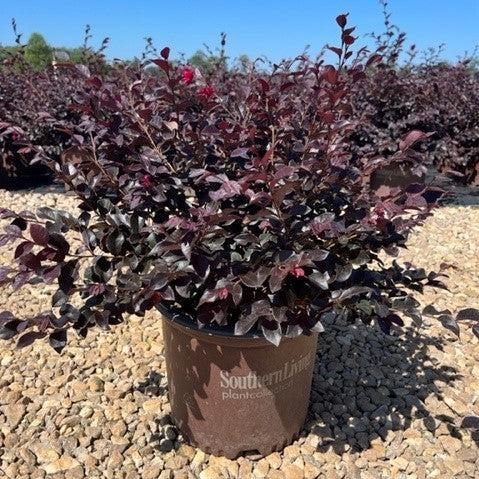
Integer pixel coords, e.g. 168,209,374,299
0,31,252,73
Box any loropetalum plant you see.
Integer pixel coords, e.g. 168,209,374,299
0,68,81,181
0,15,476,352
349,1,479,185
350,61,479,185
422,63,479,184
0,22,107,183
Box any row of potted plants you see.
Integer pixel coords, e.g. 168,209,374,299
1,15,478,187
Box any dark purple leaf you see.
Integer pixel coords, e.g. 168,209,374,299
0,208,16,219
5,224,22,237
17,331,47,348
160,47,170,60
240,267,269,288
327,46,343,57
335,286,371,302
11,217,27,230
198,289,218,306
438,314,460,337
461,416,479,429
14,241,34,259
336,14,347,28
235,313,258,336
30,224,49,246
378,317,391,334
231,283,242,305
43,265,62,284
309,272,330,290
343,35,355,45
106,231,124,255
261,324,281,346
152,59,170,72
399,130,434,150
59,261,77,294
191,253,210,278
13,272,31,291
0,311,15,326
269,267,288,293
48,233,70,255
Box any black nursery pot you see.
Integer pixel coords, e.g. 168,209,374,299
0,158,53,190
159,306,319,459
370,163,425,190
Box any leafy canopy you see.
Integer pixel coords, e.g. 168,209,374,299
0,14,478,352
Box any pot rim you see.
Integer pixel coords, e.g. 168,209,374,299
159,305,319,349
157,304,264,341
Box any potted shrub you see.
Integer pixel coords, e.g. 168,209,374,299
349,64,433,190
366,130,432,191
0,26,99,190
348,4,479,188
0,67,78,189
0,15,475,458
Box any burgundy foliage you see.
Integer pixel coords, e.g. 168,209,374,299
0,15,478,351
350,62,479,185
0,59,85,185
348,2,479,185
0,24,107,185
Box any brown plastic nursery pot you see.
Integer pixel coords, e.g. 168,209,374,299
370,163,424,190
0,162,53,190
160,307,319,459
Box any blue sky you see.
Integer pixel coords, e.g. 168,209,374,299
0,1,478,62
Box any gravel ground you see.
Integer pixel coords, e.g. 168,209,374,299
0,188,478,479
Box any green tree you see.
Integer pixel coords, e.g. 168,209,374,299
0,45,21,70
24,33,53,71
0,44,20,61
236,54,251,73
67,47,86,63
469,56,479,74
188,49,228,75
188,50,217,73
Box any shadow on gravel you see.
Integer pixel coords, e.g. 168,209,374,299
134,372,182,453
461,416,479,448
304,314,462,454
426,168,479,207
136,371,167,397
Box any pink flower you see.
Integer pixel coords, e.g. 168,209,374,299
181,68,195,85
259,220,272,231
199,85,215,99
368,205,386,225
291,266,305,278
217,287,229,299
140,174,153,188
11,132,20,141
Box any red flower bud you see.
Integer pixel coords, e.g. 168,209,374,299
368,205,386,225
140,174,153,188
291,266,305,278
181,67,195,85
150,292,162,304
199,85,215,99
217,287,229,299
